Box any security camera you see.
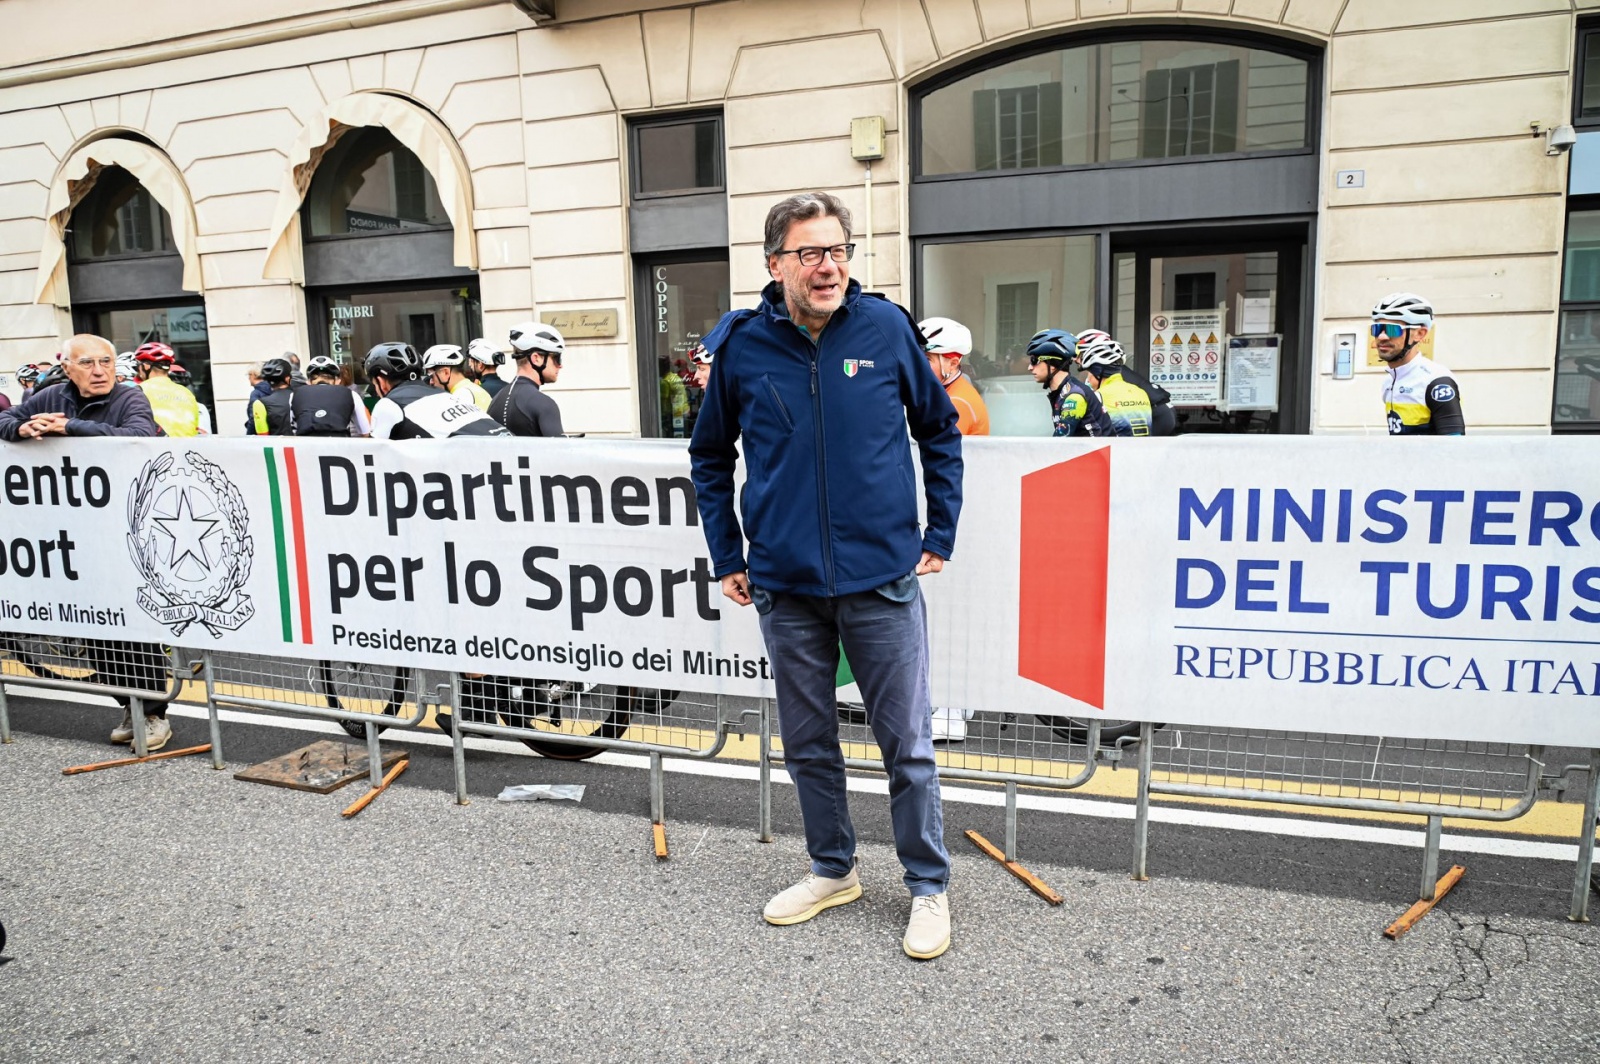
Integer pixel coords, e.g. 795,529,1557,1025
1546,123,1577,156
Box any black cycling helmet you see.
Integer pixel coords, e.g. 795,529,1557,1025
260,358,293,385
1026,329,1077,366
364,341,423,382
34,364,67,391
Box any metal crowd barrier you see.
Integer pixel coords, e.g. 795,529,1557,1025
6,632,1597,921
0,633,189,757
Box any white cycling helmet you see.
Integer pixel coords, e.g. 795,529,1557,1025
689,342,714,366
1073,328,1112,353
508,321,565,357
306,355,341,376
1371,292,1434,328
1076,335,1125,371
423,344,466,370
467,337,504,368
115,353,137,380
918,316,972,358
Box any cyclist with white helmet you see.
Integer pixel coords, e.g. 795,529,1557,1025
17,363,41,402
1028,329,1117,437
366,342,509,441
919,316,989,438
1076,333,1152,437
1372,292,1463,435
467,337,507,398
291,355,369,436
424,344,492,411
115,353,139,388
488,321,566,437
1074,328,1175,436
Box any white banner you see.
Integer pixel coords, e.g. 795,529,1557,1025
2,436,1598,747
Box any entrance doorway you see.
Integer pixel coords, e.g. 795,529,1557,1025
1112,227,1307,433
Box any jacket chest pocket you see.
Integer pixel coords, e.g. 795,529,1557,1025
760,375,796,435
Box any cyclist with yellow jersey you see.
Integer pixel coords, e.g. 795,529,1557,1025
1372,292,1464,435
1076,334,1151,437
134,341,200,437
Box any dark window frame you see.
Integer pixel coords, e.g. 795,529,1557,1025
306,277,483,381
1574,20,1600,128
910,26,1322,183
627,110,726,201
65,165,179,265
1553,193,1600,433
631,249,730,438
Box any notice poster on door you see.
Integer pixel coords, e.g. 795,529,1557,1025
1148,310,1224,405
1225,335,1280,411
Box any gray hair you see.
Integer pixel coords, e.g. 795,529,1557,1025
61,334,114,363
763,192,852,258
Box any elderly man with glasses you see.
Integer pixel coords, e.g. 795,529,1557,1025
690,191,963,960
0,333,159,441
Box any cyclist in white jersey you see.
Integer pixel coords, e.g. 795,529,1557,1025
1372,292,1464,435
364,342,509,440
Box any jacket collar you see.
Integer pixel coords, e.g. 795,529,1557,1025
759,278,862,327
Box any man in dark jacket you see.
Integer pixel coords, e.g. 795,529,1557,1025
690,192,962,961
0,334,159,440
0,334,174,751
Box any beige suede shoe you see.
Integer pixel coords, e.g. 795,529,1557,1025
762,866,862,926
903,893,950,959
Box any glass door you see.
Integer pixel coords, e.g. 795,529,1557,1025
314,284,482,386
79,301,215,425
1113,236,1305,433
635,256,730,438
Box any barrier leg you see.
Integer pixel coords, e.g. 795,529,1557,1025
1004,781,1019,863
449,674,469,806
757,697,773,844
0,682,11,744
1132,720,1153,882
650,751,669,859
1420,815,1442,903
202,653,224,770
129,696,148,759
364,720,382,788
1570,749,1600,923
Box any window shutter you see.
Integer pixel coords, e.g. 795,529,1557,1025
1038,81,1063,167
1213,60,1240,153
972,89,998,171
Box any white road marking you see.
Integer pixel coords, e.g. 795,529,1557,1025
6,684,1583,863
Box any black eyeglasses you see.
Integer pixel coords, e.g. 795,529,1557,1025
774,243,856,267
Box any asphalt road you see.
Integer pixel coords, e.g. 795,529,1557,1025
2,691,1598,1063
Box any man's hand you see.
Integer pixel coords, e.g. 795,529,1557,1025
915,551,945,576
721,571,753,606
18,413,67,439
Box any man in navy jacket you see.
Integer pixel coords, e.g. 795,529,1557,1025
690,192,962,960
0,334,159,440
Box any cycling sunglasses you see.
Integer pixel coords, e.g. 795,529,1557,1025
1370,323,1409,339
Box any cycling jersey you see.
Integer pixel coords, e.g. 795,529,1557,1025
370,381,511,440
1096,372,1152,437
449,375,492,412
248,388,295,436
139,375,200,437
1048,376,1114,438
291,382,360,436
1116,365,1177,437
944,373,989,436
1384,357,1464,436
488,375,565,437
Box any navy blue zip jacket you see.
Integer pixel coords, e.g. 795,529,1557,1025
689,280,963,597
0,380,160,440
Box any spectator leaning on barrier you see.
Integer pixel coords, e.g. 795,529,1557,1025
488,322,566,437
1372,292,1464,436
689,191,963,961
0,334,175,749
247,358,296,436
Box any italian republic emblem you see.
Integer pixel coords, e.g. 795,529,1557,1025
126,451,255,638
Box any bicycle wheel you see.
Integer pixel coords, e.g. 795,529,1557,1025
1038,717,1153,745
315,661,411,740
5,637,97,681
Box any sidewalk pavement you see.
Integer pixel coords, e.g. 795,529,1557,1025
1,728,1597,1064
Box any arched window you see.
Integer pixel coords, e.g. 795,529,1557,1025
917,36,1312,177
304,127,450,237
67,166,176,260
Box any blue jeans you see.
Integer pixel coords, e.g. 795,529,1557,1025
754,577,949,896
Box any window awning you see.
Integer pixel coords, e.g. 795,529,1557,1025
262,92,477,283
34,138,202,307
